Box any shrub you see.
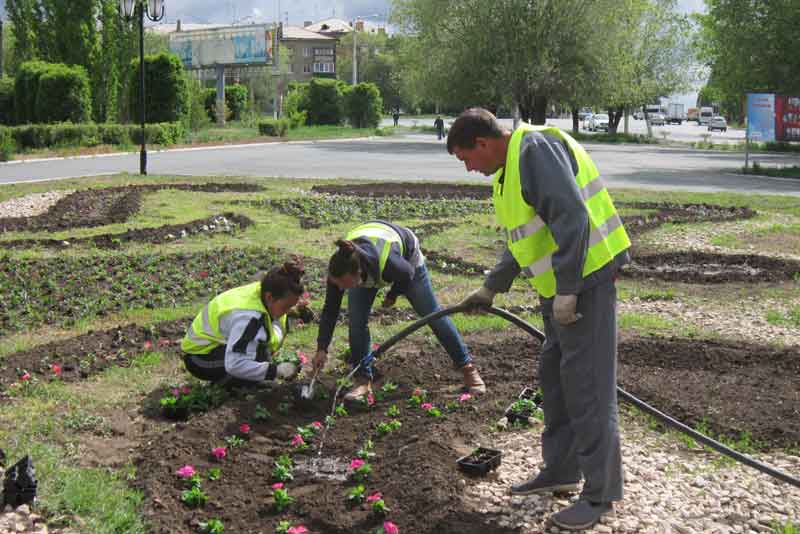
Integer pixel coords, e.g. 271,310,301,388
36,64,93,123
203,88,219,121
130,122,186,145
0,127,15,161
98,123,132,145
184,81,213,130
0,78,15,126
15,61,51,124
287,110,308,129
48,122,99,147
258,119,289,137
283,82,310,119
344,82,383,129
129,53,189,123
307,78,344,125
225,85,248,121
9,122,183,150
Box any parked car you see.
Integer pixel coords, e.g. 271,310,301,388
633,110,644,120
581,113,594,130
588,113,609,132
649,113,666,126
578,107,593,121
708,116,727,132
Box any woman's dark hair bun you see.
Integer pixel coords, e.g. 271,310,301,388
281,259,305,282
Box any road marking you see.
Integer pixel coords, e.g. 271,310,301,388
0,172,122,186
723,172,800,184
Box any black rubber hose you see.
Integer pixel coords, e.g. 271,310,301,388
369,304,800,489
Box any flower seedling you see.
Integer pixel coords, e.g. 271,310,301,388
297,352,309,366
348,458,372,482
347,484,366,504
376,419,402,437
367,492,389,515
310,421,323,431
296,425,315,441
381,382,398,394
459,393,472,402
335,405,349,417
363,393,376,407
224,435,245,448
385,405,400,417
239,423,251,435
291,434,308,451
51,364,62,378
376,521,400,534
176,465,196,479
273,349,300,366
254,404,272,421
181,485,209,508
272,485,294,512
355,439,374,460
325,415,336,427
336,376,354,389
406,388,426,408
199,518,224,534
272,455,294,482
510,398,537,415
207,468,222,481
286,527,308,534
212,447,227,460
445,400,459,413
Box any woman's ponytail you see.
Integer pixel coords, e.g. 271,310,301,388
329,239,360,278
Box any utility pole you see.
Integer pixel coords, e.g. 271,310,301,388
0,20,4,78
352,25,357,85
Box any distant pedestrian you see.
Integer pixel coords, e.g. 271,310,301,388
392,110,400,127
434,115,445,140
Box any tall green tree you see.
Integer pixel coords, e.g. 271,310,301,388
5,0,38,71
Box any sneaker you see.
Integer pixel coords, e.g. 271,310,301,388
510,472,580,496
461,363,486,395
343,377,372,402
551,500,612,531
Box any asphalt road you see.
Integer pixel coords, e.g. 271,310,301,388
1,133,799,196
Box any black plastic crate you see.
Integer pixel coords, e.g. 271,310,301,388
456,447,502,476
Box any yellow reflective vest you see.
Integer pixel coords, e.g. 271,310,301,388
492,124,630,298
181,281,288,355
346,222,405,288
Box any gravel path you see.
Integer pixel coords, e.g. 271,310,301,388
462,417,800,533
0,191,74,219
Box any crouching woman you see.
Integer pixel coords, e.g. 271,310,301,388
180,261,305,387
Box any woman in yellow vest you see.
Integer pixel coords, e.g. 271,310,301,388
180,261,305,387
448,108,630,531
311,220,486,401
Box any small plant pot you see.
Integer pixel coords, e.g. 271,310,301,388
162,405,190,420
504,406,534,425
456,447,502,476
518,386,543,405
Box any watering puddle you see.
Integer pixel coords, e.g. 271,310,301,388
294,456,350,482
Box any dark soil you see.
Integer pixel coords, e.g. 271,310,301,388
0,213,253,250
312,183,493,200
423,249,488,276
0,183,263,233
627,251,800,283
621,202,757,238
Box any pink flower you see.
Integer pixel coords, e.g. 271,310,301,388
287,527,308,534
421,403,433,410
157,338,172,347
372,343,380,351
311,421,323,430
271,482,284,490
298,352,309,365
349,458,365,471
51,364,62,377
143,340,153,350
176,465,196,478
198,271,209,279
302,292,310,300
383,521,399,534
366,491,382,503
20,372,31,382
212,447,227,460
459,393,472,402
367,393,376,406
180,385,191,395
412,388,423,397
239,423,251,434
291,434,306,447
172,388,181,398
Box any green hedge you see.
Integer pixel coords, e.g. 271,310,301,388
0,126,15,161
9,122,185,150
344,82,383,129
203,85,249,121
258,119,289,137
15,61,51,124
36,64,93,123
0,79,14,126
129,53,189,123
307,78,346,125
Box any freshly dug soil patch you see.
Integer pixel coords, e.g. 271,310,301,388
0,213,253,250
312,183,492,200
0,183,263,233
132,330,799,533
627,251,800,283
423,249,488,276
621,202,756,238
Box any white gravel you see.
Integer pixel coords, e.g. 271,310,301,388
462,418,800,533
0,191,73,219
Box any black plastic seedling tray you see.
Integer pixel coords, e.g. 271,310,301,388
456,447,502,476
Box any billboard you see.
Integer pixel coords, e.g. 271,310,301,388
746,93,775,143
169,24,276,69
776,96,800,142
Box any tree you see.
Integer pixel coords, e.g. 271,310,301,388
5,0,38,72
344,82,383,128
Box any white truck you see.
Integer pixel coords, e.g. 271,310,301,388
666,103,686,124
698,106,714,126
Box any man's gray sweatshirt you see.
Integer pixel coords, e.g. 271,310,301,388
483,131,629,306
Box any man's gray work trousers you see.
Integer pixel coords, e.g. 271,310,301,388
538,279,623,503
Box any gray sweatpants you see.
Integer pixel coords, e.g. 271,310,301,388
538,279,623,503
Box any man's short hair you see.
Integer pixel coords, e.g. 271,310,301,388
447,108,505,154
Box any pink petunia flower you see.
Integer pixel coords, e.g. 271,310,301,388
239,423,251,434
51,364,62,377
311,421,323,430
421,403,433,410
302,292,311,300
298,352,309,365
20,372,31,382
412,388,423,397
383,521,399,534
176,465,196,478
366,393,376,406
291,434,306,447
458,393,472,402
212,447,227,460
366,491,383,503
287,526,308,534
198,271,209,279
372,343,380,351
172,388,181,398
271,482,284,490
180,385,191,395
143,340,153,350
349,458,365,471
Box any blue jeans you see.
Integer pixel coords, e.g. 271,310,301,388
347,264,472,377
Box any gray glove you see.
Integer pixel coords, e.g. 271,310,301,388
276,362,299,380
553,294,580,325
460,286,496,310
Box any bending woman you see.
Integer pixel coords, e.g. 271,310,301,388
181,261,305,387
313,221,486,401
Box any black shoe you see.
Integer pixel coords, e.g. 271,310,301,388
551,500,613,531
510,472,580,495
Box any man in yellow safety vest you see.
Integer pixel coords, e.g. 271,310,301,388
448,108,630,531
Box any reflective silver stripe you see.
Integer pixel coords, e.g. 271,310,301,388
510,216,546,243
201,305,216,337
580,177,606,201
521,255,553,278
588,212,625,248
187,327,213,346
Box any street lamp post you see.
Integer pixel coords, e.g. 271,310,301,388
351,14,380,85
120,0,166,176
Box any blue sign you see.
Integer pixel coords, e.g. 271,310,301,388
747,93,775,142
